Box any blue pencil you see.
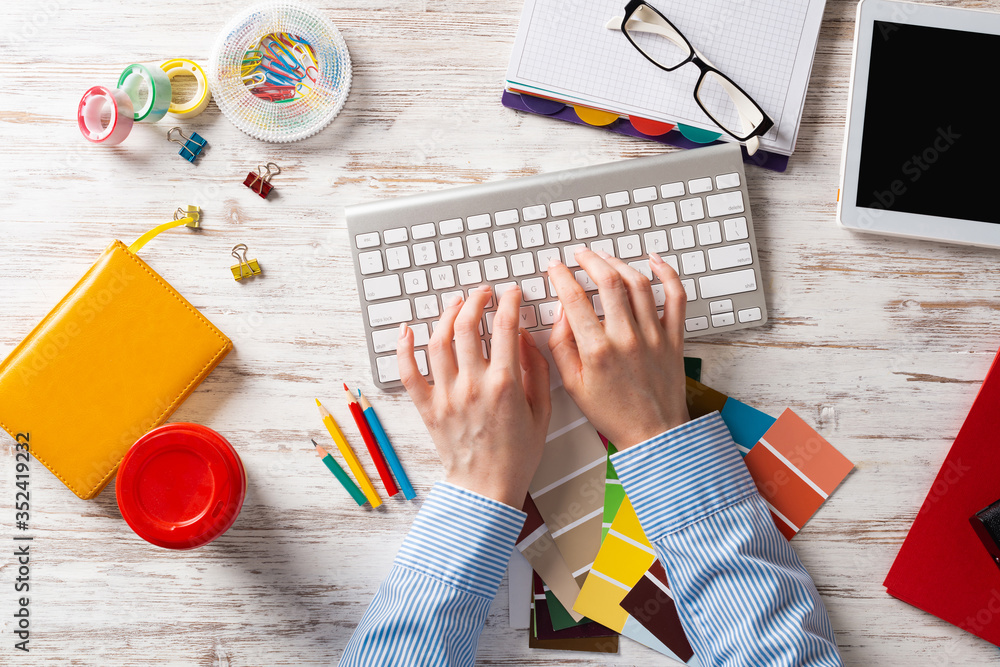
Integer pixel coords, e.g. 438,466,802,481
357,390,416,500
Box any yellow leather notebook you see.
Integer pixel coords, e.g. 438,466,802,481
0,218,232,499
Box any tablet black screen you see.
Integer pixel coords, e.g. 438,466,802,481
856,20,999,224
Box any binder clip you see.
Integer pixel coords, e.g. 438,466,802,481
166,127,207,163
174,205,201,229
243,162,280,199
231,244,262,281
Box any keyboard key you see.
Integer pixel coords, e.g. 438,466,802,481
633,186,657,203
481,339,489,359
356,232,379,249
680,198,705,221
519,305,538,329
653,202,678,226
605,191,630,207
484,256,509,281
494,281,518,301
550,200,575,217
617,234,642,259
412,242,437,266
368,299,413,327
384,227,408,244
372,323,429,354
626,206,652,230
467,233,491,257
600,210,625,234
493,229,518,252
708,242,753,270
441,290,464,308
710,299,734,314
670,226,695,250
414,295,439,319
439,238,464,261
520,223,544,248
685,316,709,332
439,218,464,235
431,265,456,290
688,177,712,194
698,268,757,299
539,301,559,325
564,243,586,267
457,261,482,285
593,294,604,317
716,172,741,189
651,283,666,306
697,221,722,246
661,182,685,198
738,307,763,323
680,279,696,301
706,190,745,217
376,350,428,383
363,275,402,301
712,312,736,327
547,219,571,243
467,214,491,230
403,270,428,294
537,248,561,272
578,195,602,212
495,209,519,226
359,250,384,275
411,222,436,239
724,216,749,241
573,215,598,239
575,270,597,291
629,260,653,281
591,238,614,257
385,246,410,271
644,230,669,254
485,311,496,334
523,205,547,221
511,252,535,277
681,250,706,274
522,277,547,301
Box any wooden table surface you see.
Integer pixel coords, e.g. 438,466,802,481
2,0,999,664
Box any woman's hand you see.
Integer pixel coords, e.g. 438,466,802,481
547,250,690,450
397,285,551,508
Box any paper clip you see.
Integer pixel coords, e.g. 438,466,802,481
243,162,280,199
174,205,201,229
166,127,206,163
230,244,262,281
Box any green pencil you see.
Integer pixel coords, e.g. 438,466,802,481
313,439,367,506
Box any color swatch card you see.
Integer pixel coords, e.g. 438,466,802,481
686,377,776,455
516,494,585,621
620,561,695,663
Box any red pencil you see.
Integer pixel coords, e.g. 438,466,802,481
344,383,399,497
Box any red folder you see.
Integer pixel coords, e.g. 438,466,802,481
884,345,1000,645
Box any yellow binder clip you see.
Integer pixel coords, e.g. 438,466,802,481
230,244,261,281
174,205,201,229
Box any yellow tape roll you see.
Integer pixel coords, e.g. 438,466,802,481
160,59,212,118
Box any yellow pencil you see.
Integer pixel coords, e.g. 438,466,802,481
316,398,381,508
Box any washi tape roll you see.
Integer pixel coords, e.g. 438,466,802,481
117,64,172,123
159,58,212,118
77,85,134,145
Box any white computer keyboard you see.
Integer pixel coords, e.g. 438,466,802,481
347,143,768,389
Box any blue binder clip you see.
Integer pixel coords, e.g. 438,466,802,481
166,127,206,163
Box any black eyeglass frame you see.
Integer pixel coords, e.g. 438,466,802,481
620,0,775,142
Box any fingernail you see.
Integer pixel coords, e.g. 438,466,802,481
649,252,664,265
554,302,563,321
520,327,536,346
596,250,612,260
398,322,409,338
549,259,563,268
478,284,491,293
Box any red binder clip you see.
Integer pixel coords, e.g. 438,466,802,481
243,162,280,199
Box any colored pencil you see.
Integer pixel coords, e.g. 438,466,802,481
344,383,399,497
313,440,367,506
358,389,416,501
316,398,381,508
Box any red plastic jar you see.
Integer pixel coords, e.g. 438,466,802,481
116,423,246,550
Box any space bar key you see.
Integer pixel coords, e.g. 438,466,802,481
698,269,757,299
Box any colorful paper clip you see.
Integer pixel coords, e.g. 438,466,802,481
230,244,262,281
166,127,206,163
174,205,201,229
243,162,280,199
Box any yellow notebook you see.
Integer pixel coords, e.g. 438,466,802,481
0,219,232,499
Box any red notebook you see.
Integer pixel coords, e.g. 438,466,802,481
884,345,1000,645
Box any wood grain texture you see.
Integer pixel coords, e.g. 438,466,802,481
1,0,998,664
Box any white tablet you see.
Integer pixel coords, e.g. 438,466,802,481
838,0,1000,249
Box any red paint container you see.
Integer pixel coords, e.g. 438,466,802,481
116,423,246,550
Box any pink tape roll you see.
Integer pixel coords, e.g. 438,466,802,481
77,86,134,145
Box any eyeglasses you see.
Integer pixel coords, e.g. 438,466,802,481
609,0,774,155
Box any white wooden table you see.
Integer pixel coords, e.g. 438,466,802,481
2,0,999,664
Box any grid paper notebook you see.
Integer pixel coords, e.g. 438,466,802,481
505,0,826,155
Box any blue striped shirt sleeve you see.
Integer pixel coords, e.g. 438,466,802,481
339,482,526,667
611,411,843,667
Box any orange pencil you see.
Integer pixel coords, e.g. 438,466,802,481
344,383,399,497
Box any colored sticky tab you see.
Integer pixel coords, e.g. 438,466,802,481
720,397,777,455
629,116,675,136
521,93,567,115
573,105,619,126
677,123,722,143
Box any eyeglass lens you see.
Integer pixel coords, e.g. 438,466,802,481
696,71,765,138
624,5,691,70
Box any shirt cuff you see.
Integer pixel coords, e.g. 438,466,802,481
610,412,759,542
395,482,527,599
